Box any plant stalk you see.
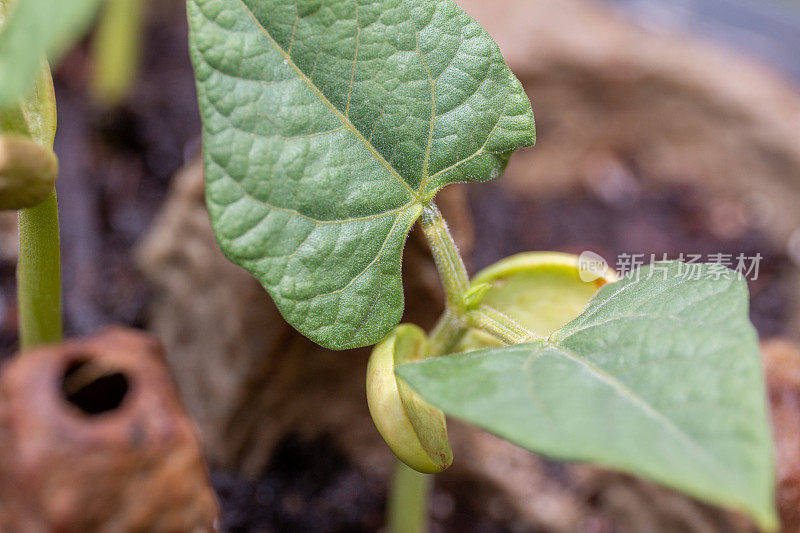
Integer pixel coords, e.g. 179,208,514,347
467,304,532,344
388,460,431,533
17,189,62,349
388,202,534,533
91,0,143,105
427,309,466,358
387,307,458,533
418,202,534,345
419,204,469,312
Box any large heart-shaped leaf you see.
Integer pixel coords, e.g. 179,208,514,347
0,0,105,106
398,262,777,529
188,0,535,349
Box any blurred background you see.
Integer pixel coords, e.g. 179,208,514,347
1,0,799,531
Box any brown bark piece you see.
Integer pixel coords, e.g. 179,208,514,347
0,327,218,533
762,339,800,532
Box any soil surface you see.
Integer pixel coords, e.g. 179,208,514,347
213,435,520,533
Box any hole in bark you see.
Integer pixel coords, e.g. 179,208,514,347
61,359,129,415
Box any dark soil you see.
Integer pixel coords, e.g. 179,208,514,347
467,179,792,339
0,1,794,532
213,435,513,533
212,437,385,533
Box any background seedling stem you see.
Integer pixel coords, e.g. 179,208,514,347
17,189,62,349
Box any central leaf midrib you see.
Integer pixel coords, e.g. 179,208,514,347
236,0,422,204
545,341,742,490
401,0,436,194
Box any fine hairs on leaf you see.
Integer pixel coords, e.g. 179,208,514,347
188,0,535,350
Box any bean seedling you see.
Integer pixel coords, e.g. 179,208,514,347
187,0,777,531
0,0,778,531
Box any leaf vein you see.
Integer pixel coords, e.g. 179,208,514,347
402,0,436,192
209,158,415,224
548,342,736,484
344,0,360,118
234,0,419,201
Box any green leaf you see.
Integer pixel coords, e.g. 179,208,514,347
188,0,535,349
0,60,56,148
0,45,58,211
0,0,105,106
398,262,777,530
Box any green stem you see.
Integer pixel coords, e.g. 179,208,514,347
419,203,469,312
467,304,533,345
418,202,534,345
386,203,466,533
388,460,431,533
17,189,62,349
427,309,466,358
91,0,143,105
388,203,535,533
387,309,460,533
